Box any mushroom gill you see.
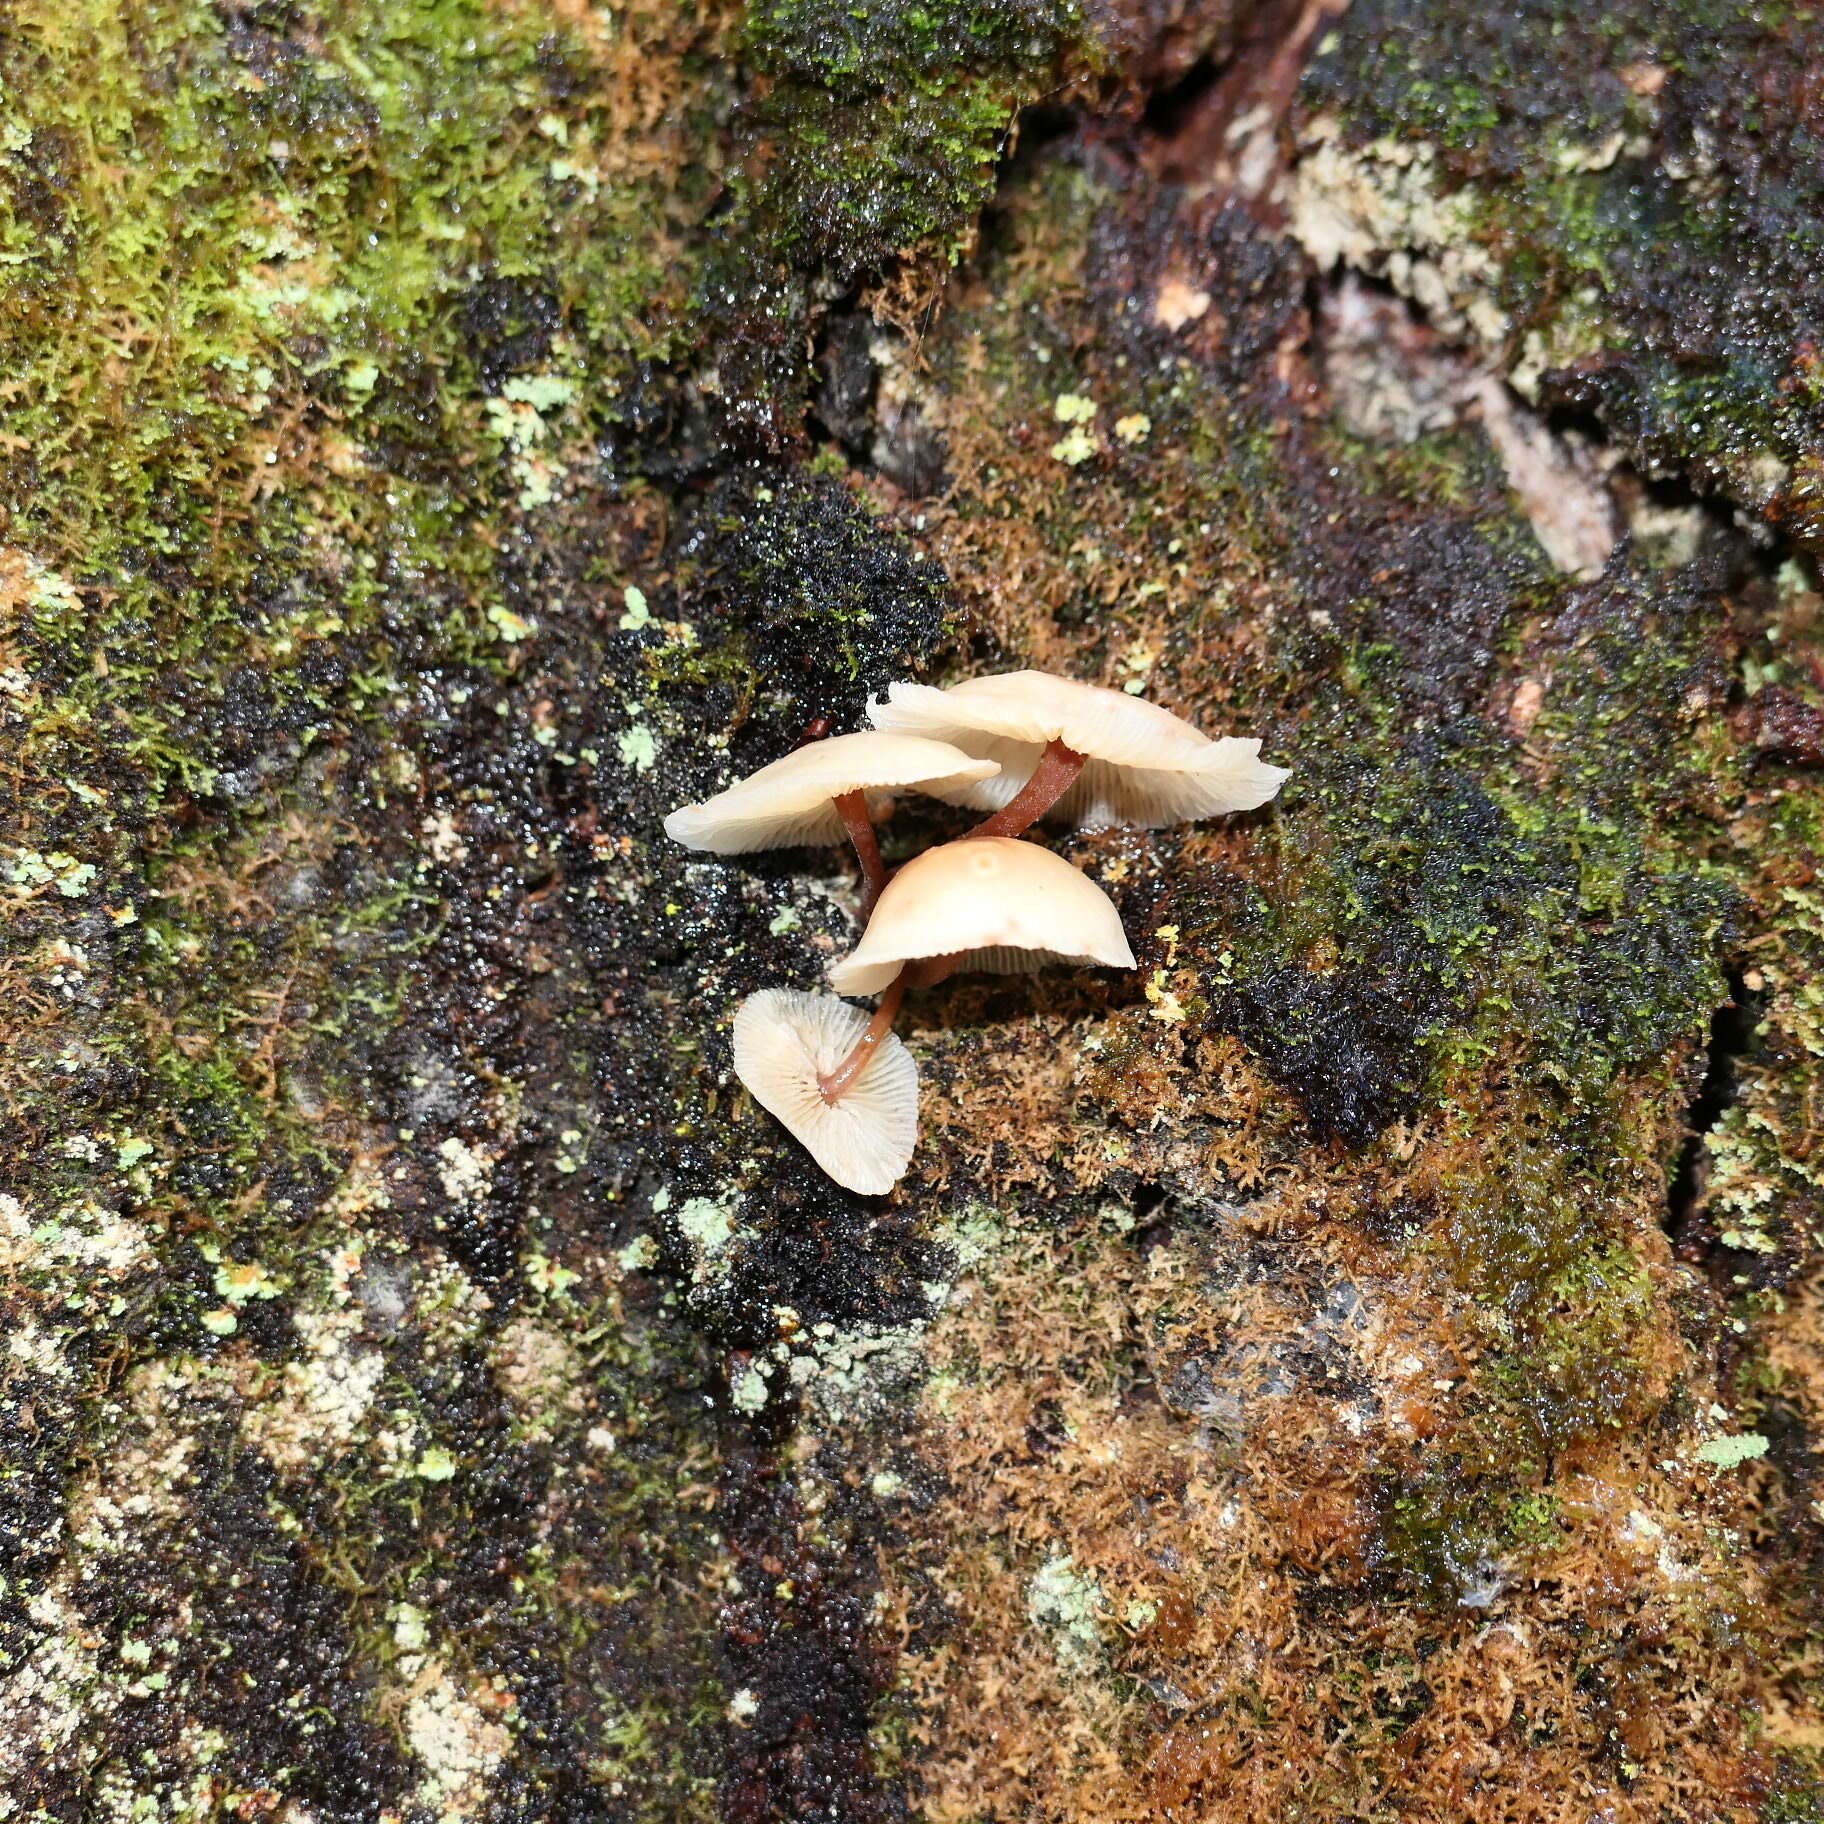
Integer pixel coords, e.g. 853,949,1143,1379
731,988,919,1196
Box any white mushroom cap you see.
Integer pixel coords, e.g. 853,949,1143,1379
732,988,919,1195
828,837,1136,996
866,669,1287,829
663,731,999,854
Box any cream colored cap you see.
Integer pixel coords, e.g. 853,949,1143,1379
731,988,919,1195
867,669,1287,829
663,731,1000,854
828,837,1136,996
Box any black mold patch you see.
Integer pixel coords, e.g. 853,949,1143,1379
75,1432,409,1819
461,275,563,394
1083,185,1312,401
1219,959,1431,1146
0,1307,83,1681
674,465,959,729
718,1441,901,1824
688,1173,952,1351
1335,517,1545,721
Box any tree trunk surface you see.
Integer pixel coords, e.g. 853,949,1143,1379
5,2,1824,1819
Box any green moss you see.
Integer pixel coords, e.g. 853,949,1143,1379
1377,1464,1563,1605
734,0,1093,279
755,79,1023,271
2,0,722,805
1483,1239,1663,1451
1765,1754,1824,1824
747,0,1083,91
1166,706,1729,1149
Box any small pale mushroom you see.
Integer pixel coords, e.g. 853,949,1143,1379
867,668,1287,833
813,838,1135,1103
829,834,1137,992
732,988,919,1195
662,730,999,914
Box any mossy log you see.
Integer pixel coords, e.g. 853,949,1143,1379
5,1,1824,1819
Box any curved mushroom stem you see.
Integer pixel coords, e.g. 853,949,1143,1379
818,968,908,1103
834,788,889,921
966,737,1087,840
908,952,962,990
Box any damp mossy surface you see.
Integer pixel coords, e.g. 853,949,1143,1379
1296,0,1824,545
6,0,1824,1819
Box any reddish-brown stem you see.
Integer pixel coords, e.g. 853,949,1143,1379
834,788,888,920
966,737,1087,840
818,969,908,1103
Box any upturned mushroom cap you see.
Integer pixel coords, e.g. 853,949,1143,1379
731,988,919,1195
866,669,1287,829
828,837,1136,996
662,731,999,854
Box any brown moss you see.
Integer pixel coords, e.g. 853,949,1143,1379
877,1197,1768,1822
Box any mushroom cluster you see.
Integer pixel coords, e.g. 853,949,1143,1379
663,669,1287,1195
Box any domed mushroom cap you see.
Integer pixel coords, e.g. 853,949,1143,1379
828,837,1136,996
732,988,919,1196
867,669,1287,829
662,731,998,854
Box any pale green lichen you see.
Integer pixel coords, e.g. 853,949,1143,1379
617,724,660,773
791,1318,931,1424
413,1444,458,1482
675,1193,737,1259
730,1366,771,1414
243,1303,385,1470
5,849,99,898
486,605,537,644
1288,121,1510,350
1693,1433,1769,1470
403,1662,511,1814
392,1603,430,1653
1025,1552,1106,1672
